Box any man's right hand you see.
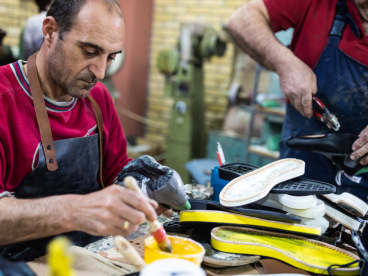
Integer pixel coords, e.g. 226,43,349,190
0,185,158,246
67,185,158,237
276,56,317,118
227,0,317,119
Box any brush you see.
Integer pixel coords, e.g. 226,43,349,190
124,176,173,253
114,235,146,270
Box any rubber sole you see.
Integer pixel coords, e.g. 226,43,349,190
220,159,305,207
211,226,360,276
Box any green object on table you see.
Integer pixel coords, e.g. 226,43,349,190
261,100,281,108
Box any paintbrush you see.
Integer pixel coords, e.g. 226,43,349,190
124,176,173,253
114,235,146,270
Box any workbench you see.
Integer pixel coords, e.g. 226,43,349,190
26,212,360,276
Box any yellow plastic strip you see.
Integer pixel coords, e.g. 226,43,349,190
180,210,321,236
211,227,359,276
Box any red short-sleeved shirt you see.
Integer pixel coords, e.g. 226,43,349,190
263,0,368,68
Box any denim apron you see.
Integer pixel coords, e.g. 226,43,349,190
0,54,104,261
279,0,368,200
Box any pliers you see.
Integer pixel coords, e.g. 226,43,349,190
312,96,340,131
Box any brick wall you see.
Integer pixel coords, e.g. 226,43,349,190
146,0,249,148
0,0,253,152
0,0,37,48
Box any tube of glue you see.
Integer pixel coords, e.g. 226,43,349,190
217,142,226,166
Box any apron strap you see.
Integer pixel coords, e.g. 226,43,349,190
27,52,58,171
87,95,105,188
330,0,360,38
27,53,105,187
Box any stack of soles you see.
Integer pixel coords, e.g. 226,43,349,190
255,194,329,234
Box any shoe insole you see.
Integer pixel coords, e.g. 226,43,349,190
189,199,302,223
220,159,305,207
180,210,321,236
268,194,317,209
218,163,336,195
211,226,360,276
322,192,368,217
257,197,325,219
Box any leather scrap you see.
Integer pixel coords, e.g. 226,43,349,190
255,258,311,275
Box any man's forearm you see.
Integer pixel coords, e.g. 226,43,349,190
227,0,295,74
0,195,75,245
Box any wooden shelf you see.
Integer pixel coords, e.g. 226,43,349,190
248,144,279,159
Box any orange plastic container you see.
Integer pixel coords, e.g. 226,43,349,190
144,235,205,266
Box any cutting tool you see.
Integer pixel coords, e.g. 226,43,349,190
312,96,340,131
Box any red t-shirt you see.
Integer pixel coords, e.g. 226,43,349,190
0,60,131,192
264,0,368,68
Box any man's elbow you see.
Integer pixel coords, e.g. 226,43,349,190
227,3,248,36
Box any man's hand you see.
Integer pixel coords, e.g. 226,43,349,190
277,56,317,118
227,0,317,119
351,125,368,165
156,204,174,218
0,185,162,246
68,185,158,237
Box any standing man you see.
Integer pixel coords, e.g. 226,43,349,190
227,0,368,200
0,0,166,261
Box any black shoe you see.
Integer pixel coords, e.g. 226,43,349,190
286,133,366,176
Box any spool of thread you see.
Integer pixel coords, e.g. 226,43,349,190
124,176,173,253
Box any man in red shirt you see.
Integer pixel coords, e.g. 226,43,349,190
227,0,368,200
0,0,173,261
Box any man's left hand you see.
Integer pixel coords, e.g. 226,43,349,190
156,204,174,218
351,125,368,165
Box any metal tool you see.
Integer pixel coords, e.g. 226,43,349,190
312,96,340,131
157,23,227,182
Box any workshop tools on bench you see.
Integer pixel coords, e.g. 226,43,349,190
312,96,340,131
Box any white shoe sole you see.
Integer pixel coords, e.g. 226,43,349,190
300,216,330,234
220,159,305,207
324,204,362,231
268,193,317,209
322,192,368,217
258,198,325,219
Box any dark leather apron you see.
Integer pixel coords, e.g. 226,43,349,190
0,53,105,261
279,0,368,200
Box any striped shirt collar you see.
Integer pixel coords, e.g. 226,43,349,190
10,60,78,112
